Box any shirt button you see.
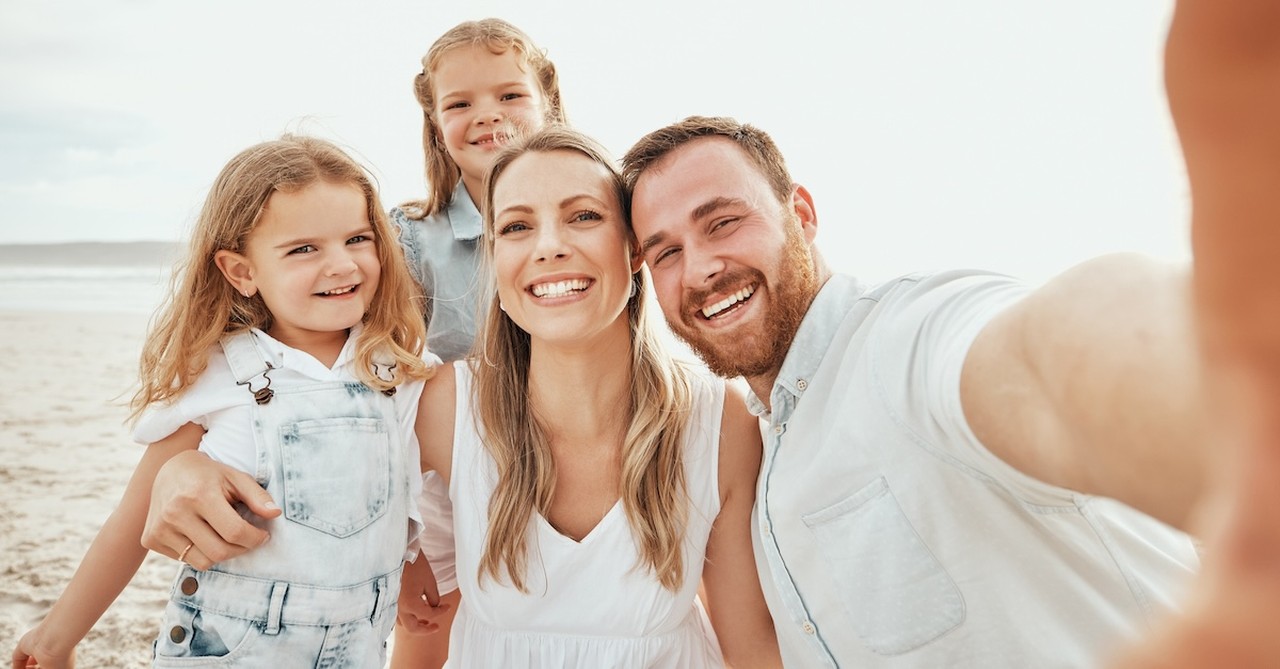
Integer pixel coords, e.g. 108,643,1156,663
802,621,816,635
796,379,808,391
180,576,199,595
773,425,783,435
169,626,187,643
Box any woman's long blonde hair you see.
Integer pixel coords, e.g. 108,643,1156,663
474,127,695,592
402,18,566,218
131,135,429,420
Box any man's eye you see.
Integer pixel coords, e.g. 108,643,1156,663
653,247,680,266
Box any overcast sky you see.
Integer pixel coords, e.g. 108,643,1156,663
1,0,1184,282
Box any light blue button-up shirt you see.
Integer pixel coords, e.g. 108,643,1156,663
392,180,487,363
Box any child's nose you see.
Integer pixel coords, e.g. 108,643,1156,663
326,250,360,275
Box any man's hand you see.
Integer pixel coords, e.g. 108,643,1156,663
141,450,280,570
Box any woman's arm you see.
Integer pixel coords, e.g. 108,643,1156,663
11,422,203,669
389,363,461,669
701,383,782,669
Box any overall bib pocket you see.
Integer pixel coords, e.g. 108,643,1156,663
278,416,391,538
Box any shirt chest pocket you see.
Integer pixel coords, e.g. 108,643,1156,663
801,476,965,656
278,417,391,538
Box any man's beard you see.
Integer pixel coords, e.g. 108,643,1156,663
668,221,819,380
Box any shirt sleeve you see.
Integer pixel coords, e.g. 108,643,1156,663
130,347,258,476
868,270,1077,504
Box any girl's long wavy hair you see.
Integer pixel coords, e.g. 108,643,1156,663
131,135,429,421
402,18,566,218
474,127,694,592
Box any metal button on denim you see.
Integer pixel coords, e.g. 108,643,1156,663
169,626,186,643
180,576,199,595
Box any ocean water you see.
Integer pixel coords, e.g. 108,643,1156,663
0,265,171,314
0,242,177,314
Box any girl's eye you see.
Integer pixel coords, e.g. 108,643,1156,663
347,234,373,245
287,245,316,255
501,92,524,101
444,100,469,111
571,210,602,223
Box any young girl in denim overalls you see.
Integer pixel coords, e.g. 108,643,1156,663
12,135,437,668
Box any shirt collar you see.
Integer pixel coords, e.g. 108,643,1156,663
745,274,867,419
249,322,362,380
446,179,483,242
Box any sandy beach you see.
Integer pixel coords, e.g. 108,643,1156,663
0,309,174,666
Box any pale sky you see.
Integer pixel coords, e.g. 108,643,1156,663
0,0,1185,283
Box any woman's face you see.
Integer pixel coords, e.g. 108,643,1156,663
489,150,639,347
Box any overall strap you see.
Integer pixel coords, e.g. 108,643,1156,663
220,331,278,405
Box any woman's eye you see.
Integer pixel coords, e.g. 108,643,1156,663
572,210,602,223
498,222,529,235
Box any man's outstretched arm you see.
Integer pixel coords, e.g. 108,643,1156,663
1111,1,1280,666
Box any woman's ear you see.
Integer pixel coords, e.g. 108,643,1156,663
214,249,257,298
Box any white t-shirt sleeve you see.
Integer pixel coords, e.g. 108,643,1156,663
131,346,257,476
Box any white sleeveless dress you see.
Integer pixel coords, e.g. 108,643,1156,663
443,360,727,668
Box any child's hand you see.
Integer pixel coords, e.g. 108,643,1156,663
397,552,450,635
11,625,74,669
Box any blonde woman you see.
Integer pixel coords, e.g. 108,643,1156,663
395,127,779,667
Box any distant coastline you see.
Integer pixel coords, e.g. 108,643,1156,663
0,241,180,267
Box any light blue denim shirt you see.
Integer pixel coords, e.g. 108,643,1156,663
746,272,1197,668
392,179,486,363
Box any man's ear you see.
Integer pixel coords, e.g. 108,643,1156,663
630,240,645,273
791,184,818,244
214,249,257,298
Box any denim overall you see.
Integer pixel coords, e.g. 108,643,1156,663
152,331,410,668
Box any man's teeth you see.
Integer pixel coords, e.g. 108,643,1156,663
532,279,589,298
702,285,756,319
321,286,356,296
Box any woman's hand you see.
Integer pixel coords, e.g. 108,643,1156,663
141,450,280,570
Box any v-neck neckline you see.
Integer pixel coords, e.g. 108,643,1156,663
537,499,623,546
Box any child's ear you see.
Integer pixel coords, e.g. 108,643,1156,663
214,250,257,298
